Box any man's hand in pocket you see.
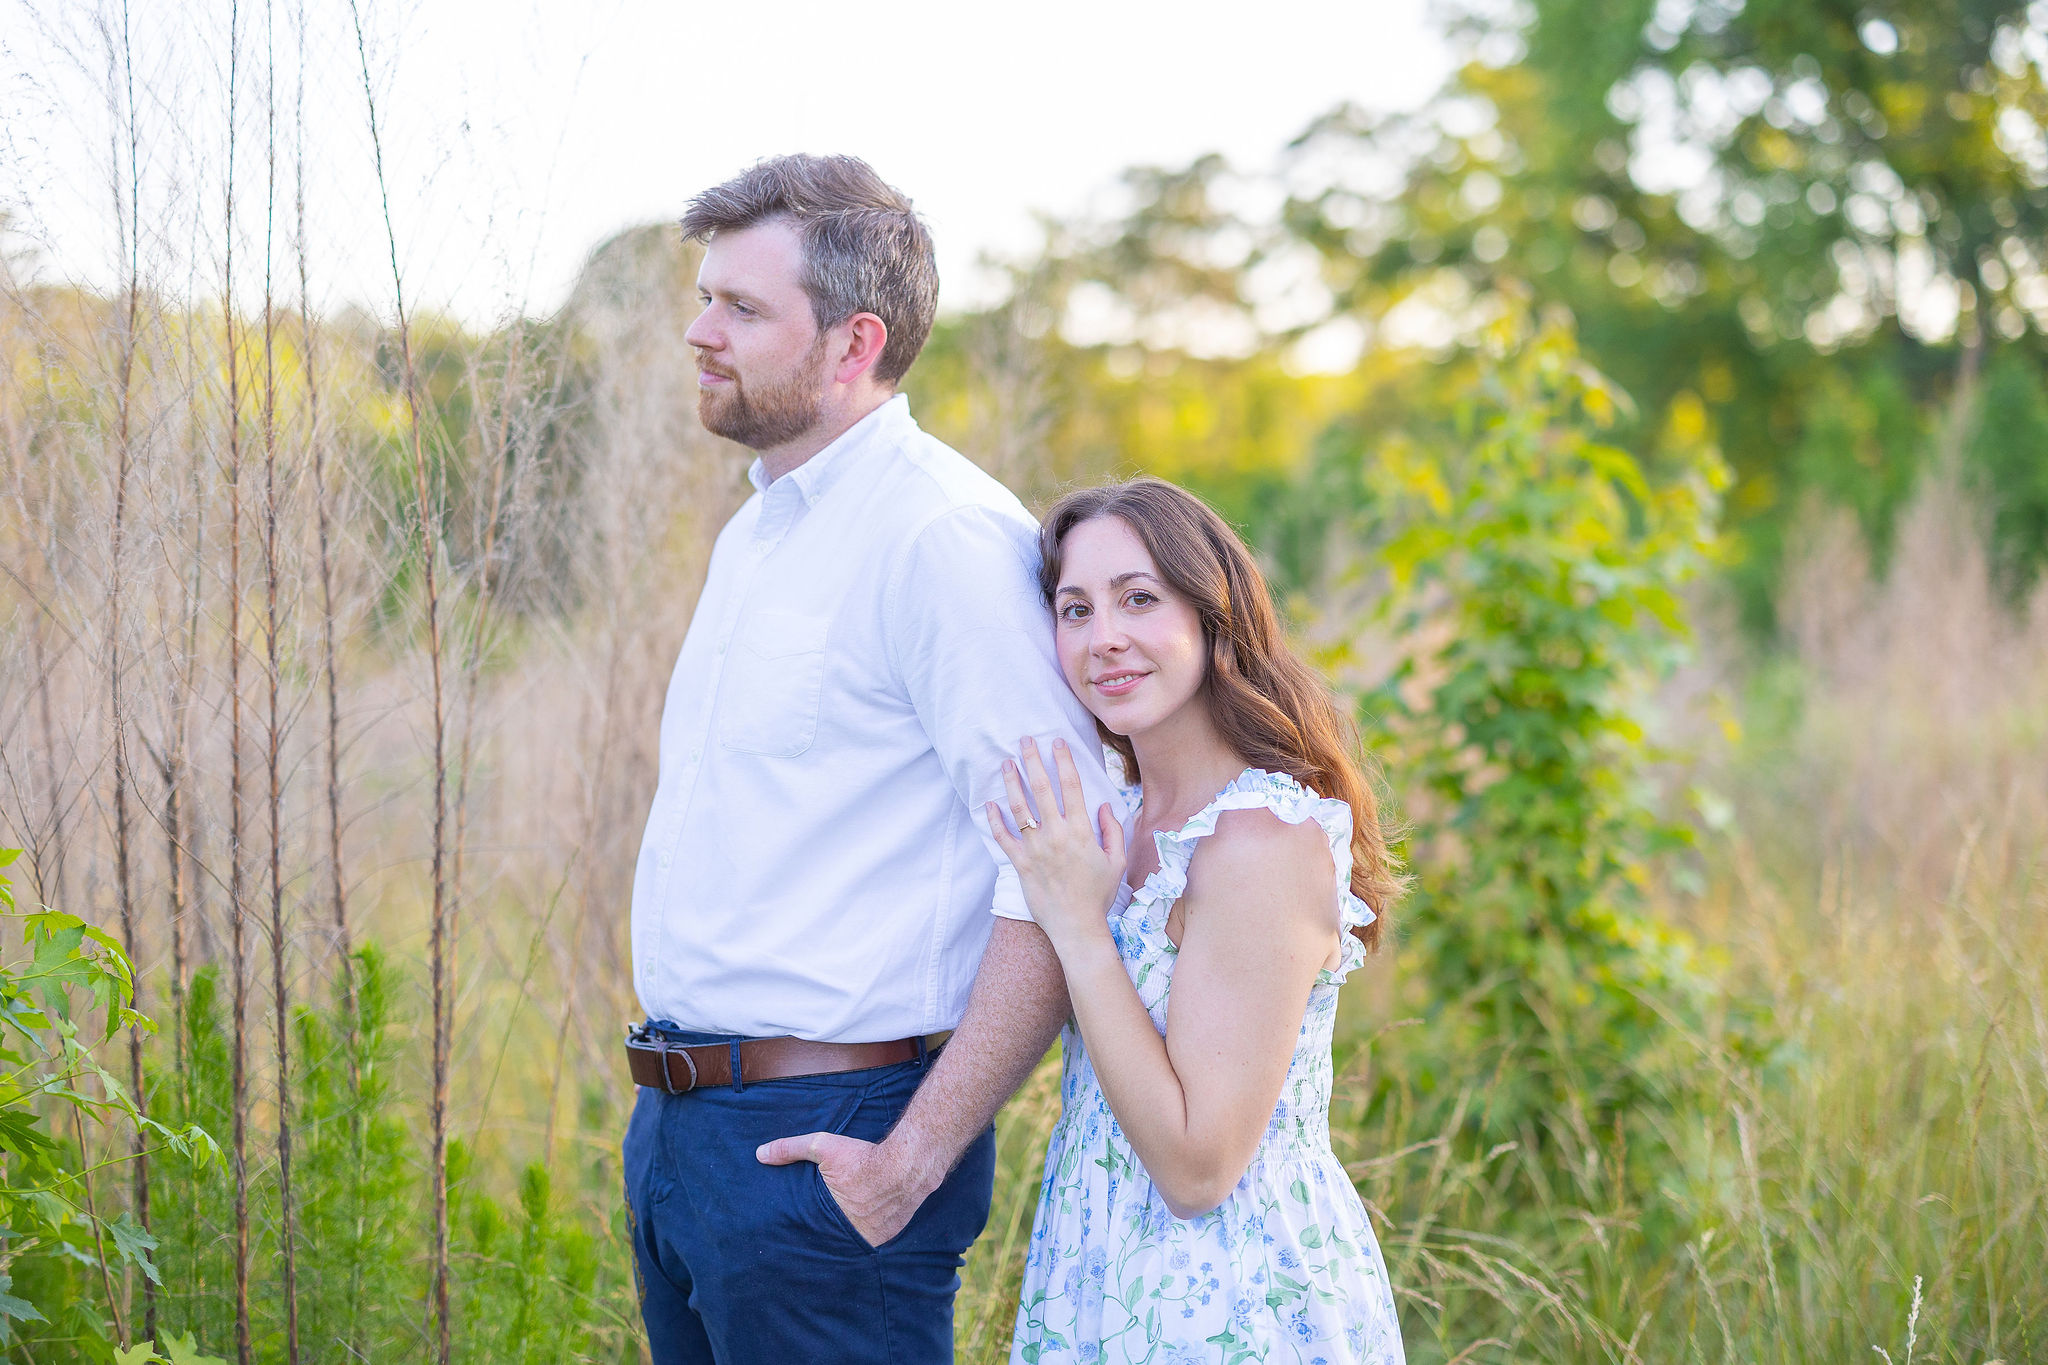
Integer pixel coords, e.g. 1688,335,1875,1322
757,1130,943,1248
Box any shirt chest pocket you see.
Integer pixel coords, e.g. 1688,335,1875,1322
718,609,831,757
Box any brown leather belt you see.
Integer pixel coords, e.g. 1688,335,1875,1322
624,1024,953,1094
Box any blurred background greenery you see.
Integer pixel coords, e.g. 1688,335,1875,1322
2,0,2045,1360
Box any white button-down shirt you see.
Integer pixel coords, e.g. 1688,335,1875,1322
629,395,1124,1042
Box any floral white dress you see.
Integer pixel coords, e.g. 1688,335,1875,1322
1010,768,1405,1365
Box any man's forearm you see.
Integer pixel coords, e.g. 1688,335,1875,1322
882,915,1070,1193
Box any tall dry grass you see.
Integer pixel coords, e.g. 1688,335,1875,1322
0,9,740,1339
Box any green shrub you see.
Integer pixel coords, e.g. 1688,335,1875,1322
0,848,221,1361
1359,306,1732,1140
137,939,637,1363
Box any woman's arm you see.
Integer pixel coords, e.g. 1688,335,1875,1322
991,744,1338,1218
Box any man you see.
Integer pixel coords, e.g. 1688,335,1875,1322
622,153,1122,1363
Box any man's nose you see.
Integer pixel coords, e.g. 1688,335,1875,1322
684,308,720,352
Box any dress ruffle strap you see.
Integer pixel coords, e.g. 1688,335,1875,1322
1139,768,1376,983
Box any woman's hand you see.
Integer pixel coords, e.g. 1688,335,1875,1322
987,737,1127,953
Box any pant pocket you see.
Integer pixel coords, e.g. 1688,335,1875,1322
807,1061,928,1251
809,1160,876,1250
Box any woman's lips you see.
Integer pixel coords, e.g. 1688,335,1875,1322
1092,672,1147,697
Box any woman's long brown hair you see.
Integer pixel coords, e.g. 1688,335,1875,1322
1040,478,1402,949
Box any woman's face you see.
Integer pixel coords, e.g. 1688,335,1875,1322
1053,516,1208,739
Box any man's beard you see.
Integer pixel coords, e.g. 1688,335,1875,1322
695,334,829,451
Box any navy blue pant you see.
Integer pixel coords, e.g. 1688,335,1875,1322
623,1028,996,1364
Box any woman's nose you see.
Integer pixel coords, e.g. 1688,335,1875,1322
1089,616,1128,654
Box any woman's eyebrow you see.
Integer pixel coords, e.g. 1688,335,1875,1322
1055,584,1088,599
1108,572,1161,588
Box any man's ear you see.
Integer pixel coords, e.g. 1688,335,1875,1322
831,313,890,387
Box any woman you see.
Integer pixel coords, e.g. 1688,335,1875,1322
991,478,1405,1365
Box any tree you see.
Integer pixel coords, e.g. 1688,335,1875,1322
1280,0,2048,625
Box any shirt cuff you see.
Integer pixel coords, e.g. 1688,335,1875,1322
989,868,1034,922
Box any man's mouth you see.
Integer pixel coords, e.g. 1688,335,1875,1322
698,366,736,386
1091,671,1148,697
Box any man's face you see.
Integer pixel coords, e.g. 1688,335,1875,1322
685,219,831,451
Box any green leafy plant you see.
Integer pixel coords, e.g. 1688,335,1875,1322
0,848,221,1358
1360,306,1730,1136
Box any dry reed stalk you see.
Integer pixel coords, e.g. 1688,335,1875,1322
0,296,73,910
294,0,354,1066
154,741,188,1070
347,6,453,1355
160,426,211,1100
97,0,151,1336
290,7,368,1350
444,335,522,1150
28,557,71,914
220,3,253,1357
258,4,301,1351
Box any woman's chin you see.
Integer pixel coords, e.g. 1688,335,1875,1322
1079,702,1135,739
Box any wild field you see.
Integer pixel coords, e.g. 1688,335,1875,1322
4,0,2047,1361
6,245,2043,1361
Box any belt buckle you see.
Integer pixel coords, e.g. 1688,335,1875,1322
627,1022,699,1095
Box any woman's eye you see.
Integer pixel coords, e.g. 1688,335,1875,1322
1126,590,1155,607
1059,603,1089,621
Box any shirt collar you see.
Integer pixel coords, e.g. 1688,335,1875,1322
745,393,912,505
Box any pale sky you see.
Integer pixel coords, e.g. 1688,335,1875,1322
1,0,1448,324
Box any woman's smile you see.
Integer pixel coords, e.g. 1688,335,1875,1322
1091,670,1150,697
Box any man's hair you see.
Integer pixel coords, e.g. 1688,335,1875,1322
680,154,938,386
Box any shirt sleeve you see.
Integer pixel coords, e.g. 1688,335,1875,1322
886,504,1130,922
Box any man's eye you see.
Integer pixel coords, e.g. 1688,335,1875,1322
732,302,754,317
